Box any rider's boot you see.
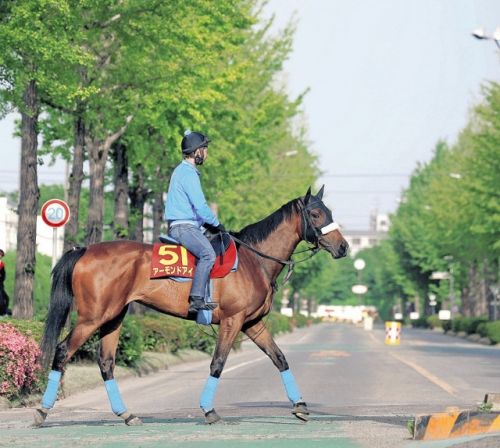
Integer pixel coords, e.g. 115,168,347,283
188,295,218,313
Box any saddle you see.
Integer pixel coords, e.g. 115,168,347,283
151,232,237,280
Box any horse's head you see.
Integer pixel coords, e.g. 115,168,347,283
299,186,349,259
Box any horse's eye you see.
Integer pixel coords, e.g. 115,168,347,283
311,212,320,219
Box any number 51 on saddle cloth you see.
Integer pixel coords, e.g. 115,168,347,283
150,239,238,280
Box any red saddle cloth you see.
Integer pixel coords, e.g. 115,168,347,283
150,240,237,279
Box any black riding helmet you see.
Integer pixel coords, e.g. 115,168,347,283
181,130,210,155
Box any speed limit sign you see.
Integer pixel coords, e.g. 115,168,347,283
41,199,70,228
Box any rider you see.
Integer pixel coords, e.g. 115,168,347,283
0,249,9,315
165,130,225,313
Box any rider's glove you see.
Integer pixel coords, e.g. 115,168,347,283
216,223,226,233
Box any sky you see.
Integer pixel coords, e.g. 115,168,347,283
1,0,499,229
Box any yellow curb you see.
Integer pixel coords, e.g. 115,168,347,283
414,410,500,440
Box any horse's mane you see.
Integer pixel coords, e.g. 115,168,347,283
233,199,300,244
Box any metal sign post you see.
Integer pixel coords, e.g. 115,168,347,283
52,227,58,268
41,199,70,268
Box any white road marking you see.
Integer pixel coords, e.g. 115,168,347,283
296,333,309,343
366,331,458,397
224,356,267,374
390,353,458,397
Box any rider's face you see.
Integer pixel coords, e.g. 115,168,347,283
199,147,208,161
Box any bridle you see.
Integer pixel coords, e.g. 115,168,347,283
230,198,340,289
299,198,340,246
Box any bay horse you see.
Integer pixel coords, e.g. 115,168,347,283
35,186,348,426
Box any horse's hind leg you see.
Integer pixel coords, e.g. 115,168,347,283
200,311,246,424
98,306,142,426
35,320,102,426
243,319,309,421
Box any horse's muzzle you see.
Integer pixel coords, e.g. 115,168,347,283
333,241,349,259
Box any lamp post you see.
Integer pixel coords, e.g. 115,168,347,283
472,27,500,49
428,293,437,315
352,258,367,303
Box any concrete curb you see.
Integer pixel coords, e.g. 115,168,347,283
413,409,500,440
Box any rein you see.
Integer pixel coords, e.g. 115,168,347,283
228,197,331,280
198,199,332,341
230,234,320,289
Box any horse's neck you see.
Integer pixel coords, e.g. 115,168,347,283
254,217,301,281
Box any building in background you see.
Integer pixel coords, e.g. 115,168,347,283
0,196,64,257
342,210,390,256
0,197,17,252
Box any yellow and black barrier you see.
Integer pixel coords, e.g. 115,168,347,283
413,409,500,440
385,321,401,345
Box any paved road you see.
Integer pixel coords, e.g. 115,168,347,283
1,323,499,447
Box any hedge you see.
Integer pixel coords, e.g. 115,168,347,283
410,317,429,328
4,310,302,370
403,315,495,338
0,322,43,399
477,321,500,344
450,316,488,334
426,315,442,329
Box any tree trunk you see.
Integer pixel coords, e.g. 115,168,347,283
64,114,85,252
462,262,489,317
86,140,107,245
112,141,129,239
128,163,148,316
152,165,169,241
152,187,164,241
128,164,148,242
85,116,132,245
13,80,39,319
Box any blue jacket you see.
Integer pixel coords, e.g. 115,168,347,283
164,160,220,228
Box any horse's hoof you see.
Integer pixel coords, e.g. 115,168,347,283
33,408,48,427
121,412,143,426
204,409,222,424
292,401,309,422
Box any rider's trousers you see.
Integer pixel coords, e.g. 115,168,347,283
168,224,216,298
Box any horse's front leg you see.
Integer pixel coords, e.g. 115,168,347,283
200,311,245,424
243,319,309,421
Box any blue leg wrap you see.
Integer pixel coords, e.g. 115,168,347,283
280,369,302,403
104,379,127,415
196,309,212,325
41,370,62,409
200,376,219,411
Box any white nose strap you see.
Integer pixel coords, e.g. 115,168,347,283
321,222,339,235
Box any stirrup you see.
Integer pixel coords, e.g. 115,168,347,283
188,296,218,313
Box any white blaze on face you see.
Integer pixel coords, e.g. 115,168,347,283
321,222,339,235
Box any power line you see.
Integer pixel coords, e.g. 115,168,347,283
321,173,410,178
0,169,66,175
327,191,400,194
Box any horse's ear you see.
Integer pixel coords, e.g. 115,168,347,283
304,186,312,204
317,184,325,200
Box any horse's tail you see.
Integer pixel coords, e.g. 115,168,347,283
40,246,87,370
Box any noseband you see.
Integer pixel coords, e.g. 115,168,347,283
299,199,340,245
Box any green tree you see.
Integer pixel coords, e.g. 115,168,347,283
0,0,90,318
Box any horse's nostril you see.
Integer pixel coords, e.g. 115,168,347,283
339,242,348,256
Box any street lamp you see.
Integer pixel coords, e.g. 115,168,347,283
472,27,500,49
352,258,367,302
